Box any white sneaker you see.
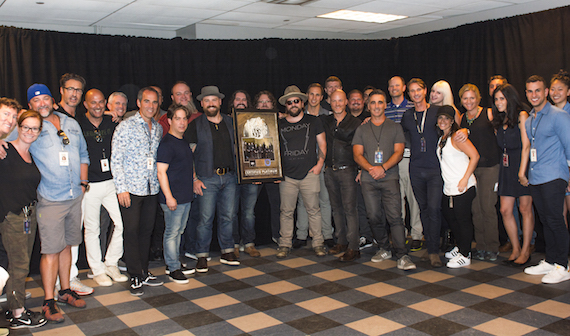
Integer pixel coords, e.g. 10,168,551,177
524,260,555,275
447,253,471,268
541,264,570,284
445,246,459,259
70,276,94,295
93,273,113,287
106,266,129,282
371,248,392,263
0,267,9,291
397,255,417,270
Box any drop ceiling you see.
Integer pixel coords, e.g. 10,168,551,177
0,0,567,39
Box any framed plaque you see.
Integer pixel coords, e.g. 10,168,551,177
233,109,283,183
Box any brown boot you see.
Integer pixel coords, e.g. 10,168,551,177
234,246,240,259
339,249,360,262
244,245,261,257
429,253,443,268
328,244,348,255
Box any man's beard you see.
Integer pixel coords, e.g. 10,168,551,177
235,103,246,110
204,105,220,117
287,106,302,117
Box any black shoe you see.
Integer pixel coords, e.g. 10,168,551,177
410,240,423,251
196,257,208,273
168,270,189,284
220,252,240,266
292,239,307,249
143,274,164,286
7,309,47,329
130,277,144,296
166,265,196,275
324,239,335,248
146,271,157,280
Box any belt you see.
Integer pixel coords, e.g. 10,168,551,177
329,165,354,171
215,167,231,175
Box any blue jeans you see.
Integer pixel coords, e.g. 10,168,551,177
181,196,199,255
161,202,191,271
233,184,260,246
196,172,237,257
324,167,359,250
409,167,443,254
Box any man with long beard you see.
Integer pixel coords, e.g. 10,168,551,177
183,86,239,273
276,85,327,259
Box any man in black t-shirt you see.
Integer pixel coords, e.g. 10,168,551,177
276,86,327,259
79,89,128,287
183,86,239,273
53,73,86,119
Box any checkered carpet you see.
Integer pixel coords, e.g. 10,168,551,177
5,245,570,336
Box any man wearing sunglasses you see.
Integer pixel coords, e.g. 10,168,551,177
54,73,86,119
79,89,128,287
26,83,90,322
276,85,327,259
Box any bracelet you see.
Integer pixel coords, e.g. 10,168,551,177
193,177,198,182
380,164,386,172
81,180,89,183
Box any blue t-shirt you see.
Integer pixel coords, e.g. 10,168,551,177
157,133,194,204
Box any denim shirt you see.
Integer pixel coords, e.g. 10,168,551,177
525,103,570,185
30,112,90,201
111,112,162,196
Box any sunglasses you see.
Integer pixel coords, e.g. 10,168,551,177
57,130,70,146
94,129,103,143
286,99,301,106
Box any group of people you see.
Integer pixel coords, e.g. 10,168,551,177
0,70,569,331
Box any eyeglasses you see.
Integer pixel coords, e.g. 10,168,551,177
286,99,301,106
21,125,41,133
63,87,83,94
57,130,70,145
94,129,102,143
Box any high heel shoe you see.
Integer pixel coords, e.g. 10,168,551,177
510,256,531,267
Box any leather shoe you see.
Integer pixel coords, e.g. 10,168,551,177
329,244,348,255
499,241,513,253
339,249,360,262
429,253,443,268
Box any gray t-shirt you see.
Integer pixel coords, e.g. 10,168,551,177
352,118,405,182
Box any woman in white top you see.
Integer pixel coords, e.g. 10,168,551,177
436,106,480,268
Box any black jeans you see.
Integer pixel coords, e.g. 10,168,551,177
361,178,407,259
530,179,568,267
324,167,359,250
120,194,157,278
410,167,443,254
442,187,476,257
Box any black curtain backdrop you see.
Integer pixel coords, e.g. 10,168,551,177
2,5,570,111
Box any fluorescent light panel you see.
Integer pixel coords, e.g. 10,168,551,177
318,9,407,24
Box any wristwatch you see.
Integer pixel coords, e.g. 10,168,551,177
80,181,90,192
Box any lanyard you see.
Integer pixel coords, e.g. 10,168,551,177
369,121,385,150
414,109,427,135
529,113,544,147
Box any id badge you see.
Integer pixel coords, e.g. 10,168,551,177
147,158,154,170
374,150,383,164
101,158,110,172
59,151,69,166
502,153,509,167
530,148,537,162
420,137,426,153
23,218,30,234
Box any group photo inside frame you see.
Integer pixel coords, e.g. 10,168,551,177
233,109,283,183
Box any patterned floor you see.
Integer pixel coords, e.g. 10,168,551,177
4,244,570,336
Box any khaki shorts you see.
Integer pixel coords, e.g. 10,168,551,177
36,194,83,254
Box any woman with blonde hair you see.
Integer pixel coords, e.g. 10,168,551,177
430,80,460,122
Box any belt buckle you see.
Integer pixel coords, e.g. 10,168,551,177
216,167,226,175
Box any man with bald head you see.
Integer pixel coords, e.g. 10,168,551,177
321,90,362,261
159,81,201,136
79,89,128,287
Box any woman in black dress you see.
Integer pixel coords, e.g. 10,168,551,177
492,84,534,266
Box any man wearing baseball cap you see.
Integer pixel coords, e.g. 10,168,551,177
276,85,327,259
26,83,90,322
183,86,239,273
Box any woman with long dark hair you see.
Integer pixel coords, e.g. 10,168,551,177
492,84,534,266
437,105,479,268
